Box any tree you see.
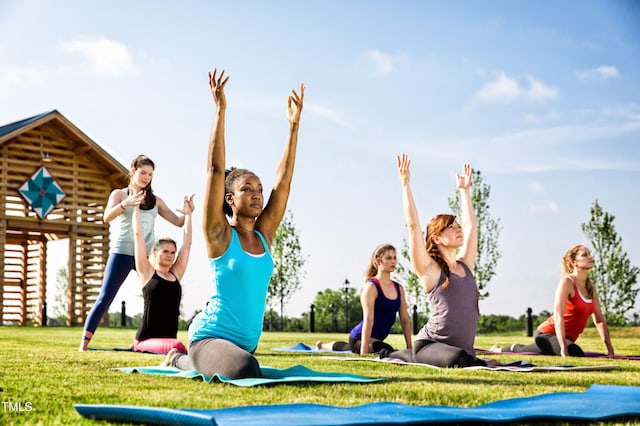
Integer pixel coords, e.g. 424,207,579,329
448,168,502,299
52,266,68,322
267,210,306,330
581,199,639,326
311,288,360,332
394,238,428,314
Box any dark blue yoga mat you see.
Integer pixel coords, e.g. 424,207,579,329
271,342,352,353
75,384,640,425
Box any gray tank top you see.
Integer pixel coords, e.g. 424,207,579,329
416,261,479,357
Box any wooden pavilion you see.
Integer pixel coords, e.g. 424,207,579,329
0,110,129,326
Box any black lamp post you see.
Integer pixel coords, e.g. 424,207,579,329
329,303,336,332
343,278,350,332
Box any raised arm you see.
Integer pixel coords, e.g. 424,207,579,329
396,154,438,292
156,196,185,227
169,194,195,280
131,191,155,286
202,68,231,258
359,281,377,354
256,83,305,245
456,163,477,269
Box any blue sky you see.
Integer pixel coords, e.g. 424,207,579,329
1,1,639,321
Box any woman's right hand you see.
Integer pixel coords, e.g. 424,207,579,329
397,153,411,185
208,68,229,109
122,190,145,209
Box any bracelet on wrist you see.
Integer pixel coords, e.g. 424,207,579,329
120,202,126,210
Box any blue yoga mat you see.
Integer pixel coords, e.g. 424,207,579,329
271,342,352,353
75,384,640,425
113,364,385,386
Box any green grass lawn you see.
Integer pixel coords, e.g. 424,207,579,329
1,326,639,425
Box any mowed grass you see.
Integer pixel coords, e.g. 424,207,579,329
1,326,639,425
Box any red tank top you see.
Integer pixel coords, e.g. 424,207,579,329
537,277,594,342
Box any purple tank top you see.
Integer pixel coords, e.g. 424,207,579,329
416,261,479,357
349,279,401,340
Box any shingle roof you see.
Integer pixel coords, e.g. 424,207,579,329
0,110,57,138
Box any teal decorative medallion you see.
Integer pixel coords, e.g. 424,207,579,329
19,166,66,219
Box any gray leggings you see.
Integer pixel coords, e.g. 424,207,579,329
172,338,262,379
502,332,584,356
385,339,483,368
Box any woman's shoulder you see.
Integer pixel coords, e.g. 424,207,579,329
556,276,576,295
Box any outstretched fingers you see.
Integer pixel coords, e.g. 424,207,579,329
208,68,229,89
287,83,305,123
208,67,230,107
397,153,411,183
291,83,305,107
456,163,473,189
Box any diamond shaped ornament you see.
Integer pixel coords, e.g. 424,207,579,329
19,166,66,219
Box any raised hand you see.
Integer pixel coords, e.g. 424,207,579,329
123,190,145,208
208,68,229,109
397,153,411,186
287,83,305,125
456,163,473,190
177,194,195,215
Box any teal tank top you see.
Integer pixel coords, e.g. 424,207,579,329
189,228,274,352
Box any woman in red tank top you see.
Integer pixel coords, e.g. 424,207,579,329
491,245,614,357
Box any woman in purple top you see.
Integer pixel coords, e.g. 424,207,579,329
316,244,412,355
383,154,495,367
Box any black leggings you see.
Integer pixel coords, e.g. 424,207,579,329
386,339,484,368
501,331,584,357
173,338,262,379
331,337,395,354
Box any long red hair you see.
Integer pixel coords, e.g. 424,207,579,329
425,214,457,289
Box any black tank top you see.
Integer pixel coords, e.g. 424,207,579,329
135,272,182,340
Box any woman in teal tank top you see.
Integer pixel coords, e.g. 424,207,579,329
165,68,305,379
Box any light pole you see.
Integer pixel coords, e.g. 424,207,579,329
329,303,336,332
343,278,350,332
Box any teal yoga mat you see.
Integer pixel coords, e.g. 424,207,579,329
75,384,640,425
113,364,385,386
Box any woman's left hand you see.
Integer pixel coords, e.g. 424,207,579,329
456,163,473,189
287,83,305,125
178,194,195,215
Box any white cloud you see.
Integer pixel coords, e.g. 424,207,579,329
305,103,352,128
475,72,558,104
521,111,562,124
527,180,544,194
525,76,558,102
355,49,407,76
59,36,139,77
405,104,640,174
577,65,620,82
0,65,44,96
528,200,560,214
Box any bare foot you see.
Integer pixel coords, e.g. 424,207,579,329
485,358,501,367
78,336,91,352
160,348,180,367
489,344,502,353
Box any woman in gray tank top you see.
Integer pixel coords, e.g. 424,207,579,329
381,154,497,368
